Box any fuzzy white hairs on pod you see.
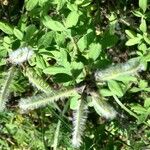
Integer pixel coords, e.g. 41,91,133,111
0,67,15,111
72,99,88,148
90,91,117,119
8,47,33,65
24,67,52,94
95,57,145,82
19,88,77,112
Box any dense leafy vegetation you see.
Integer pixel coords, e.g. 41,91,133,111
0,0,150,149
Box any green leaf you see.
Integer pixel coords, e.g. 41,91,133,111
25,25,37,41
130,87,141,93
38,0,48,6
138,43,147,53
71,61,84,70
139,18,147,33
139,80,148,88
13,28,24,40
132,10,143,17
125,37,142,46
144,98,150,108
55,32,66,46
3,36,11,44
144,88,150,92
108,80,124,97
0,59,7,66
139,0,147,13
71,61,84,82
0,22,13,35
0,49,7,57
26,0,39,11
38,31,54,47
137,114,148,123
108,13,117,34
100,89,113,97
42,16,65,31
53,73,72,83
88,43,101,60
70,93,81,110
115,75,137,82
131,104,147,114
38,49,53,57
59,49,70,68
36,55,47,69
125,30,136,39
77,35,87,52
100,32,118,49
77,29,94,52
67,3,78,11
43,66,71,75
56,0,66,10
65,11,80,28
143,34,150,45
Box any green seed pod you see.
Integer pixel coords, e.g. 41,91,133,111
24,67,52,94
90,91,117,119
0,66,15,111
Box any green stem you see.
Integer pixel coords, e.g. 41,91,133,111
53,100,70,150
113,95,138,119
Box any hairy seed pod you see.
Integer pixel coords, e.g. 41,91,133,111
19,88,77,112
24,67,52,94
8,47,33,65
72,99,88,148
95,57,145,82
0,67,15,111
90,91,117,119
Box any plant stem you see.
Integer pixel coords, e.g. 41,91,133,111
113,95,138,119
53,100,70,150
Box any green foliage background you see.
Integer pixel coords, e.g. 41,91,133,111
0,0,150,149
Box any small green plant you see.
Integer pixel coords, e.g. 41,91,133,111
0,0,150,149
